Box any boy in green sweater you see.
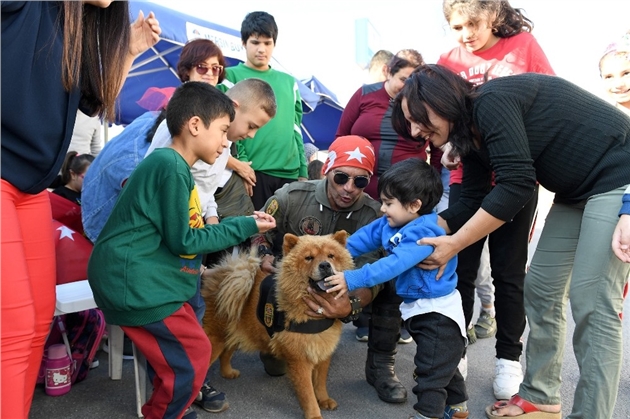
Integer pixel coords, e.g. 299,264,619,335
221,11,307,210
88,82,276,419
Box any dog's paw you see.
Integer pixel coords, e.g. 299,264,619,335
318,398,338,411
220,368,241,379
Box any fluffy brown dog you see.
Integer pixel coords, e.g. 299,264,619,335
201,231,354,419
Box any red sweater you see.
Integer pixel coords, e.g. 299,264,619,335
438,32,554,185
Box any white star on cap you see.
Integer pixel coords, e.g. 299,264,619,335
345,147,366,163
57,225,76,241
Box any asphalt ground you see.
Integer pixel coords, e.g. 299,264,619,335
30,189,630,419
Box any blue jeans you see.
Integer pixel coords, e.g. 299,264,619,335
520,186,630,419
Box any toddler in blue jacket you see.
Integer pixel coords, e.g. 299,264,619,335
326,158,469,419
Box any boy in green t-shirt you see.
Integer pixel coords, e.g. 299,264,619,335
88,82,276,419
221,11,307,210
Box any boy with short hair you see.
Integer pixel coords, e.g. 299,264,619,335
221,11,307,210
147,78,277,224
87,82,276,419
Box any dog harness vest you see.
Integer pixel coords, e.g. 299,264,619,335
257,275,335,336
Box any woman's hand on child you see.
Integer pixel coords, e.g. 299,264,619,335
251,211,276,233
324,273,349,299
440,142,460,170
612,214,630,263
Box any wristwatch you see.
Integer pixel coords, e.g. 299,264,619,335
340,296,362,323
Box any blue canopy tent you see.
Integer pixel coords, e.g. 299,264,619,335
117,2,343,150
118,2,245,125
300,76,344,150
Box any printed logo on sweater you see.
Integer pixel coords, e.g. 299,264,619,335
299,216,322,236
181,185,204,261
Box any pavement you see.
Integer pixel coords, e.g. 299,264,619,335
30,189,630,419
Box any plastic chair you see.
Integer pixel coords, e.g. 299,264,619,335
56,280,147,417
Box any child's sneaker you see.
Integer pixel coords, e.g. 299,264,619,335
444,403,469,418
399,327,413,344
466,325,477,344
182,407,197,419
195,383,229,413
474,310,497,339
355,326,369,342
493,358,523,400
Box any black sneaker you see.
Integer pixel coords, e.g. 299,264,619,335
195,384,229,413
183,407,197,419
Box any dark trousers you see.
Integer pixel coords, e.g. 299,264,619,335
368,279,402,354
251,171,295,211
449,183,538,361
406,312,467,417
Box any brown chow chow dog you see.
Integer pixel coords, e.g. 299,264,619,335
201,231,354,419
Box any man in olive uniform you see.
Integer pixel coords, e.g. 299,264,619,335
254,135,407,404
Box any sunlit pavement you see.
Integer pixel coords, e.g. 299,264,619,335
30,188,629,418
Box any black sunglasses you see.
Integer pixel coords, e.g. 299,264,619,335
332,171,370,189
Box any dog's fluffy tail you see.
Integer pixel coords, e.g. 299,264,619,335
204,250,261,322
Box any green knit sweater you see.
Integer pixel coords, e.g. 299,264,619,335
221,63,307,179
88,148,259,326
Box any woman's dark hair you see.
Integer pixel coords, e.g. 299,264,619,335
443,0,533,38
177,39,227,83
377,158,443,216
60,151,95,185
391,64,478,159
166,82,235,137
60,2,131,121
241,11,278,44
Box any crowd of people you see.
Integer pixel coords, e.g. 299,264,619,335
2,1,629,419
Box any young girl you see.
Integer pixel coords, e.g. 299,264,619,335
437,0,554,400
599,31,630,117
325,158,468,419
52,152,95,206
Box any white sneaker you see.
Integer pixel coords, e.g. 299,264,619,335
457,355,468,381
493,358,523,400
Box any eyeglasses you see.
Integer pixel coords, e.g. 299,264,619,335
195,64,224,77
332,171,370,189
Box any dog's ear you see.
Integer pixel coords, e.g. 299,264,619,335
332,230,348,247
283,233,300,255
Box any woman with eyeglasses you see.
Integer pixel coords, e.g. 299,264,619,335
176,38,226,86
391,64,630,419
336,49,434,203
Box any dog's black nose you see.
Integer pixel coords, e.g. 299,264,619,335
318,261,334,277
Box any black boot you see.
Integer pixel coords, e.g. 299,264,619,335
366,350,407,403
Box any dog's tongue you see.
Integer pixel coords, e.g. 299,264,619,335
314,279,329,291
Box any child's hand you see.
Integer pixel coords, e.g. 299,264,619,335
251,211,276,233
324,273,349,299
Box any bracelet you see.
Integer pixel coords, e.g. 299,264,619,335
340,296,362,323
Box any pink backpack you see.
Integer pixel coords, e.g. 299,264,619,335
38,309,106,387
